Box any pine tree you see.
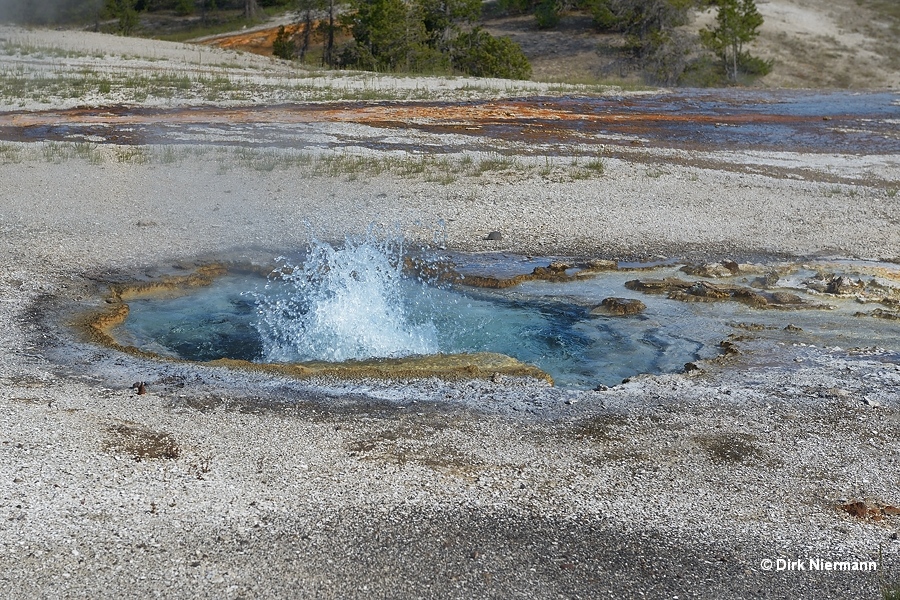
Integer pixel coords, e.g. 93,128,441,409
244,0,260,20
700,0,768,82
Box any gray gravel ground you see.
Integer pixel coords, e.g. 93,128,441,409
0,153,898,599
1,26,899,600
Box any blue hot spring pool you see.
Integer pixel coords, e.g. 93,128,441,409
110,239,900,389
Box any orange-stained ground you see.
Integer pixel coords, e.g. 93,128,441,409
198,23,349,57
0,101,815,130
199,24,303,56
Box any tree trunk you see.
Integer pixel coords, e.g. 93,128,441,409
300,10,312,61
323,0,335,67
244,0,259,20
730,40,738,81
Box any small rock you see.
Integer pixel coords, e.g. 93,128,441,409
868,309,900,321
732,288,768,307
683,362,702,373
772,291,803,304
752,272,780,288
863,397,881,408
582,259,617,271
683,281,730,300
824,275,864,295
547,261,573,271
625,278,692,293
783,324,803,332
591,297,647,316
486,231,502,241
681,263,734,278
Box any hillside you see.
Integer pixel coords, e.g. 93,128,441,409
192,0,900,89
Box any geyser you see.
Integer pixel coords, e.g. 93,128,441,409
107,239,900,389
255,237,440,363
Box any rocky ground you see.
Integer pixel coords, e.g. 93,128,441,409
0,25,899,599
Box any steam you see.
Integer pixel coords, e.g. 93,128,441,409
0,0,103,27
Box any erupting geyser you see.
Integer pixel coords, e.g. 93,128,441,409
108,236,900,389
254,237,440,362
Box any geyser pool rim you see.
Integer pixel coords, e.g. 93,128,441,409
79,262,554,385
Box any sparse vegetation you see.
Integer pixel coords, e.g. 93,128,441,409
884,583,900,600
696,432,763,464
2,142,607,184
880,545,900,600
115,146,150,163
0,49,580,106
4,0,899,89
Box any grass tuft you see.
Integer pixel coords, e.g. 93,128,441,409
3,143,607,185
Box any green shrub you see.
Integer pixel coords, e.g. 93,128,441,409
174,0,194,16
738,51,773,76
534,0,560,29
497,0,534,15
451,27,532,79
272,25,295,60
588,0,621,30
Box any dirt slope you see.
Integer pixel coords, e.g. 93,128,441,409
200,0,900,89
482,0,900,88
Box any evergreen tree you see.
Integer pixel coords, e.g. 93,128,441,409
104,0,139,34
451,27,532,79
318,0,339,66
244,0,261,19
419,0,481,51
339,0,530,78
272,25,296,59
341,0,441,72
699,0,770,82
295,0,322,60
586,0,693,83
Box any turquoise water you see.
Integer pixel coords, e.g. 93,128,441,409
113,241,900,389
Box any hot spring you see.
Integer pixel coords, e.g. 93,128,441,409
104,237,900,389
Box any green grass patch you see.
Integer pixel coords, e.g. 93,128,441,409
0,143,22,164
3,143,607,186
115,146,149,164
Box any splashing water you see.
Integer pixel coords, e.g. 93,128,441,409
114,234,900,389
254,237,440,362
